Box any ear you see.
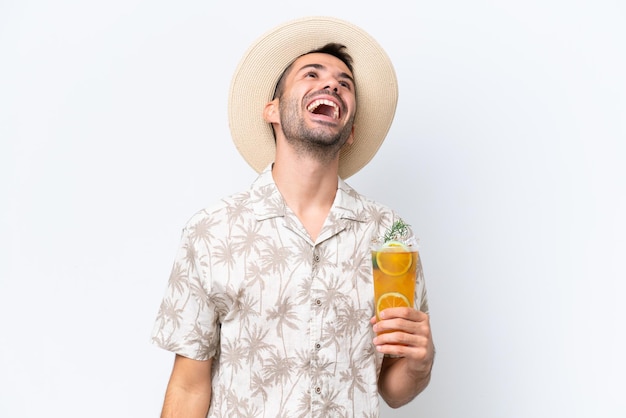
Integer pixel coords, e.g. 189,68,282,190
263,99,280,123
345,124,355,145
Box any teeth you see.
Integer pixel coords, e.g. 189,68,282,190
307,99,340,119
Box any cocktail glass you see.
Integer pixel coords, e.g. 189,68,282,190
372,242,418,333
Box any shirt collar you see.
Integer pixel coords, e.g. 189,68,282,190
250,164,369,224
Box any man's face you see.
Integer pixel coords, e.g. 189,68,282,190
275,53,357,159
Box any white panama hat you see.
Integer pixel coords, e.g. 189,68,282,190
228,16,398,179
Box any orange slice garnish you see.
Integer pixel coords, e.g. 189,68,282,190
376,292,411,316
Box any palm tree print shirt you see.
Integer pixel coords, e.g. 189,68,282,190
152,166,429,417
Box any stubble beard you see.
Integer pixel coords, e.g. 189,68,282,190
278,96,355,165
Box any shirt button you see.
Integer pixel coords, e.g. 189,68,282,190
314,255,320,262
315,386,322,394
315,299,322,306
315,343,321,350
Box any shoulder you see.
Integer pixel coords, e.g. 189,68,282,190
179,168,280,234
339,179,398,218
181,188,254,232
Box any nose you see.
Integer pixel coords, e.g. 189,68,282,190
322,75,341,93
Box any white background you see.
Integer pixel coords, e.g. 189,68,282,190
1,1,625,417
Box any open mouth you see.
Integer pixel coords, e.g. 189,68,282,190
307,98,340,119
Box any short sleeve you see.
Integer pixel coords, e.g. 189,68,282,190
150,226,219,360
414,254,429,314
397,214,429,315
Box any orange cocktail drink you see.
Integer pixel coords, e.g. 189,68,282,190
372,242,418,326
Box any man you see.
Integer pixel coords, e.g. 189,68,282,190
152,16,434,417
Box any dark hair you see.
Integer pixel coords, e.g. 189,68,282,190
272,43,354,100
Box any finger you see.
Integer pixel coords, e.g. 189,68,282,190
374,329,418,346
374,319,415,337
379,307,427,321
375,340,433,366
374,316,431,336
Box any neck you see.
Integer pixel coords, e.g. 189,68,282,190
272,149,339,241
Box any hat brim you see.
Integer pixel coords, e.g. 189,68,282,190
228,16,398,179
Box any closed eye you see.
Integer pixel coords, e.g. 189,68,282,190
339,80,352,89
